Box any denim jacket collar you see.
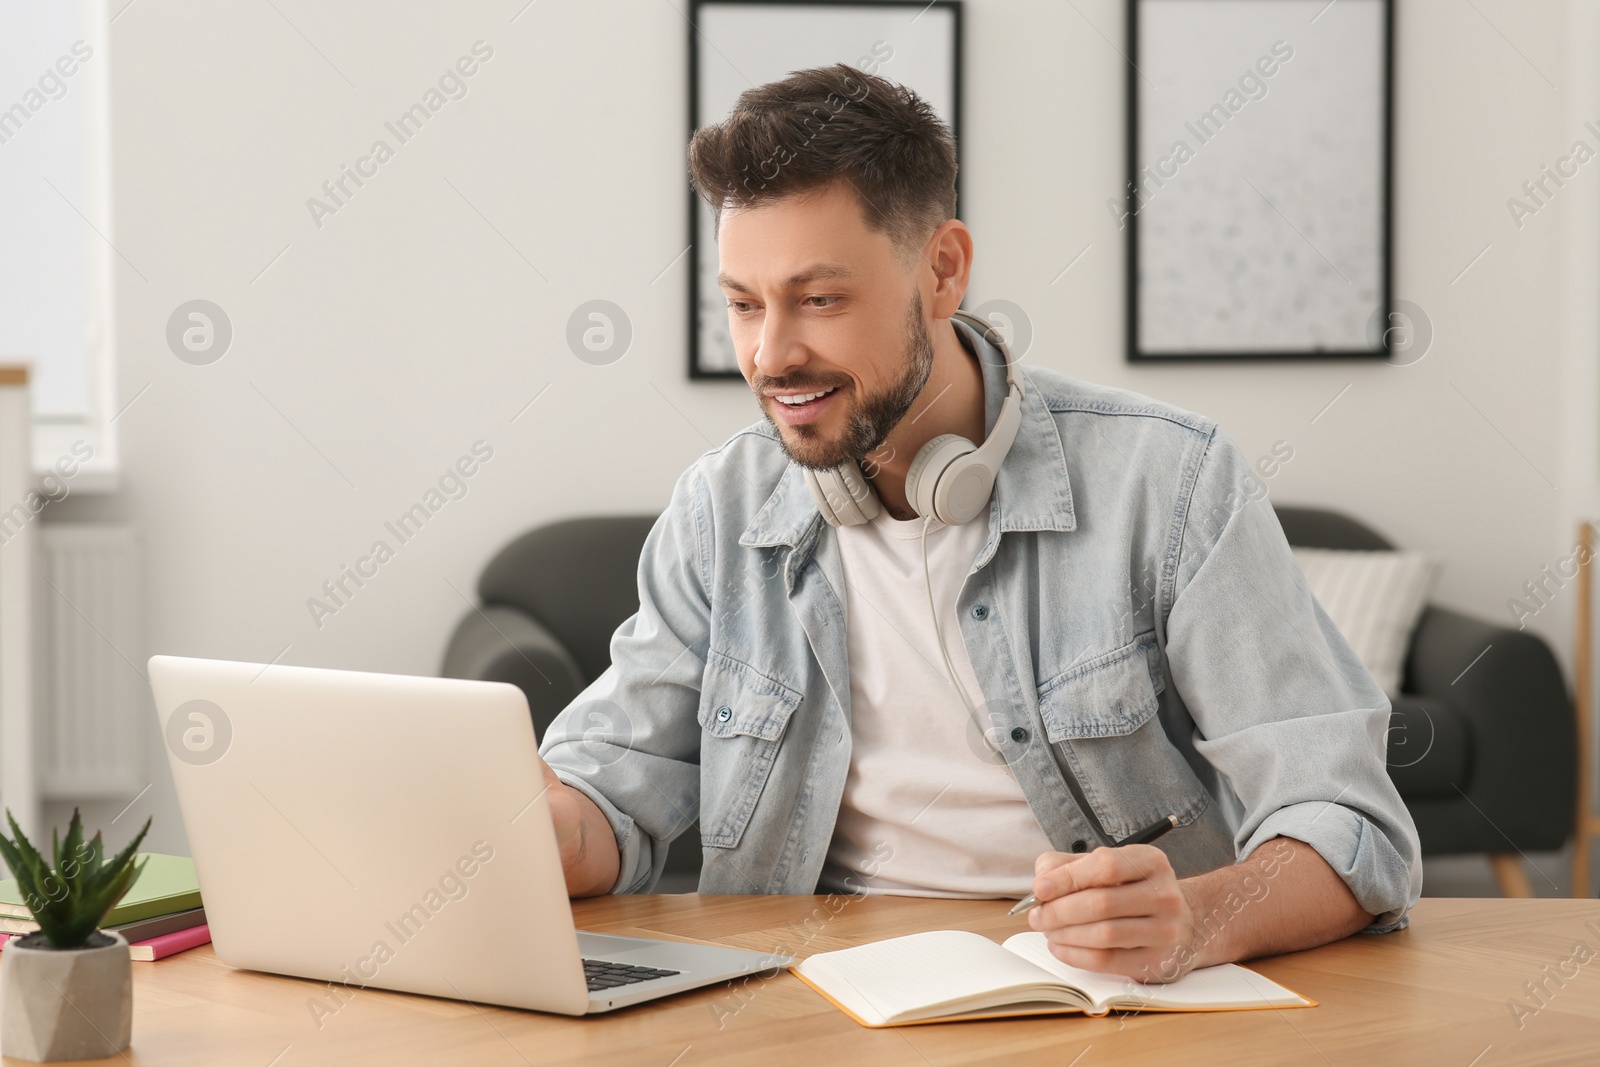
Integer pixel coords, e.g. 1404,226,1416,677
738,315,1078,568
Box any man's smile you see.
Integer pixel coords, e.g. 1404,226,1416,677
767,384,845,426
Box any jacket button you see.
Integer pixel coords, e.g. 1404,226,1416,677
971,604,989,620
1010,726,1029,743
1071,840,1088,853
716,706,732,722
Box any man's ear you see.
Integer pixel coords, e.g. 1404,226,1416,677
922,218,972,320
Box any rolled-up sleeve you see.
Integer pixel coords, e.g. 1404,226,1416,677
538,463,712,894
1164,427,1423,933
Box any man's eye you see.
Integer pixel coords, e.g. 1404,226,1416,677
804,296,839,309
726,300,755,314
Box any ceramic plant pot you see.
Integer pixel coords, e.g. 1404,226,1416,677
0,930,131,1062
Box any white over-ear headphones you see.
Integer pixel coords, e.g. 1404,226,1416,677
803,307,1023,527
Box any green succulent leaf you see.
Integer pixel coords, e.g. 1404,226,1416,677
80,831,107,900
0,834,39,913
97,822,150,893
58,809,86,892
0,810,153,948
6,812,48,880
2,812,53,914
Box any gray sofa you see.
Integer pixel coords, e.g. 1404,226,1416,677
1274,507,1576,896
442,507,1577,895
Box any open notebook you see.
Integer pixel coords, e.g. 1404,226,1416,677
791,930,1314,1028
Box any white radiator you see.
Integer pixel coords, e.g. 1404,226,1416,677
0,369,37,836
34,524,144,798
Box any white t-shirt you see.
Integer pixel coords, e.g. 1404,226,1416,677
819,503,1056,898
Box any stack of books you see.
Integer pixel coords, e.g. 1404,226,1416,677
0,853,208,961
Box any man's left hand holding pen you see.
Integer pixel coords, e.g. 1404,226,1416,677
1017,814,1207,986
1023,837,1206,986
1020,824,1366,987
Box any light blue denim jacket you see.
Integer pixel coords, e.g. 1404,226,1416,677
541,317,1423,933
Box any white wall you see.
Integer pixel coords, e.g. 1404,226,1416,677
44,0,1599,856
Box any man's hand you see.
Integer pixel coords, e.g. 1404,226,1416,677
538,755,621,898
542,758,586,872
1026,845,1199,984
1027,836,1375,985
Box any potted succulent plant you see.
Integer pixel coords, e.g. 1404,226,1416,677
0,809,150,1062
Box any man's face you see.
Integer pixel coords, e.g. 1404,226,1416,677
716,182,933,470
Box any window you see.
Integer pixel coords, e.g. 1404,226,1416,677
0,0,116,487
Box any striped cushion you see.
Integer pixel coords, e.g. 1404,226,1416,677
1290,547,1440,700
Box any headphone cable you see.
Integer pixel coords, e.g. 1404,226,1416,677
922,514,1000,756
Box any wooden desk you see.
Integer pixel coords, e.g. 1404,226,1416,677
12,896,1599,1066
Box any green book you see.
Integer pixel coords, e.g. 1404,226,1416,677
0,854,201,926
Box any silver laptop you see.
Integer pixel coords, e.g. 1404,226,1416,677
149,654,793,1015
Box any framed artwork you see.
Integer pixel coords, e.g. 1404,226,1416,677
1126,0,1393,361
687,0,962,379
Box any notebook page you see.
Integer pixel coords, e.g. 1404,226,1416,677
1002,932,1311,1011
797,930,1072,1024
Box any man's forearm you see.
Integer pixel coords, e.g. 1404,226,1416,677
565,789,623,897
1169,835,1370,979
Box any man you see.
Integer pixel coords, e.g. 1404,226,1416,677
538,63,1421,984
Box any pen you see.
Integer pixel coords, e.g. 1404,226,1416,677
1007,813,1179,916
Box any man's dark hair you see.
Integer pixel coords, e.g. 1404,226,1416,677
687,63,957,263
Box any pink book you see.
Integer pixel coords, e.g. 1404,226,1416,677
129,923,210,961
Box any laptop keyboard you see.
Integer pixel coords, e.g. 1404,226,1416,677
582,958,681,992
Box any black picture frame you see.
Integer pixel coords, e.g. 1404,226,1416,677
687,0,964,380
1126,0,1395,362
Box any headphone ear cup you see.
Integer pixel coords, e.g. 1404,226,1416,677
905,433,977,523
804,468,842,527
804,464,880,526
836,463,882,524
935,457,1000,525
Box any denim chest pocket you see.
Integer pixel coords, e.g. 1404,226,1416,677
696,649,802,849
1036,632,1207,839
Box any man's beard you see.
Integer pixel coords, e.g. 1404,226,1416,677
759,290,935,471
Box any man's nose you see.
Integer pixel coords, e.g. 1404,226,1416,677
753,308,806,379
